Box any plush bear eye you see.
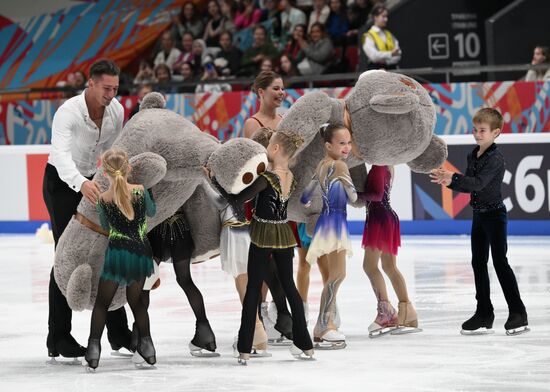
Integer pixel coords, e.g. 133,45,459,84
242,172,254,184
257,162,266,174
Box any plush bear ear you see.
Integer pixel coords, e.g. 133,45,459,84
407,135,448,173
140,92,166,110
369,92,419,114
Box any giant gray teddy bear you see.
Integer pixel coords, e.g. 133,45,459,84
54,93,268,311
280,70,447,227
55,70,446,311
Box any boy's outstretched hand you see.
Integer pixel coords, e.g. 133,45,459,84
430,168,453,186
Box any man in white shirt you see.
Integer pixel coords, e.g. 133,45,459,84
43,59,130,359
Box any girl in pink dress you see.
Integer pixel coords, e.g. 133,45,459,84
361,165,421,337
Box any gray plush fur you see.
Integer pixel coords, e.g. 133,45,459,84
54,93,268,311
279,70,448,223
139,92,166,110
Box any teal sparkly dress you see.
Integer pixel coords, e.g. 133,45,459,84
96,187,156,286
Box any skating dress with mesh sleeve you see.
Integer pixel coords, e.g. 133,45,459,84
208,176,251,278
360,165,401,255
301,160,357,265
147,205,194,263
96,187,156,286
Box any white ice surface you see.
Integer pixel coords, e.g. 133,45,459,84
0,235,549,392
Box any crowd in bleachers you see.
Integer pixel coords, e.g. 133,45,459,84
136,0,390,93
58,0,549,96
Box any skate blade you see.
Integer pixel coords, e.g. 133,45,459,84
84,365,97,373
291,353,316,360
190,349,221,358
237,358,248,366
460,328,494,335
268,337,292,346
250,348,272,358
45,357,82,366
314,341,346,350
506,326,530,336
131,352,157,369
134,362,156,370
391,326,423,335
369,326,398,338
111,349,133,358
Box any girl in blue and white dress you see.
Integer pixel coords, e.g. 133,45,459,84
301,123,357,349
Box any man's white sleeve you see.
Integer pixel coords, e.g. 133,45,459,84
49,108,87,192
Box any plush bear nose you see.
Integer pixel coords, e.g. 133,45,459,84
242,172,254,184
257,162,266,174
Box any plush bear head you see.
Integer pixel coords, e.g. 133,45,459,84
277,71,447,223
208,138,267,194
346,70,447,173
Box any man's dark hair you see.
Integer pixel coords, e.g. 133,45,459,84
89,59,120,80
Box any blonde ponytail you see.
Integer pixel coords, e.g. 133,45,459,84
102,148,133,219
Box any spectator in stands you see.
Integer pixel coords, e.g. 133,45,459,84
203,0,224,47
240,25,279,76
279,53,300,78
280,0,307,44
129,84,153,119
261,58,274,72
307,0,330,33
346,0,372,43
154,63,177,94
57,70,87,98
133,60,155,84
177,62,199,93
261,0,282,41
235,0,262,30
193,39,217,75
296,22,334,75
195,62,232,94
154,31,183,69
219,0,237,34
172,32,195,74
525,45,550,81
215,31,242,76
171,2,204,40
71,71,86,93
326,0,349,47
360,4,401,70
283,24,306,64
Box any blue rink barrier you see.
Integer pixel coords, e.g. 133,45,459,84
1,220,549,236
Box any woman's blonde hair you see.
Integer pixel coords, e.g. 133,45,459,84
271,129,304,161
101,148,133,219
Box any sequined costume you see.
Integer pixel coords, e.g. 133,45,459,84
147,206,194,263
360,165,401,255
226,171,312,355
301,160,357,265
96,187,156,286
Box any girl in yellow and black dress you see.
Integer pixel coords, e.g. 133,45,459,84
209,130,314,364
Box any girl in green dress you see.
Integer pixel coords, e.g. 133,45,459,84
84,148,156,371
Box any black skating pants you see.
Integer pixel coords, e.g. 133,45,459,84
471,207,526,316
43,163,128,344
237,243,312,353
